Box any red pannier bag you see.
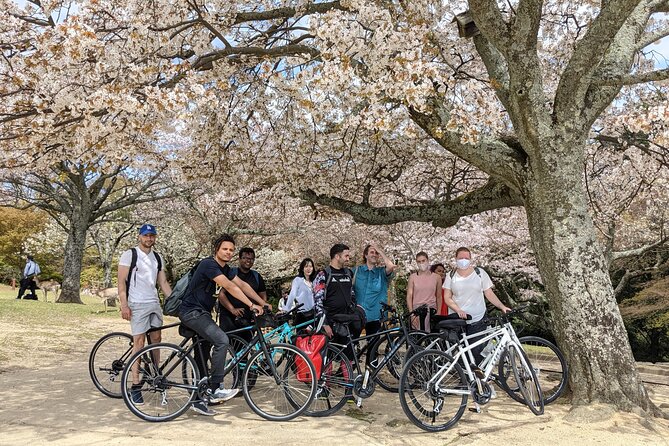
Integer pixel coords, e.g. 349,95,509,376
295,334,328,383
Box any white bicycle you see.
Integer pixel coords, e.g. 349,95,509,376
399,310,544,432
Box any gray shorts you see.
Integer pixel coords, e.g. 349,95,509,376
129,301,163,336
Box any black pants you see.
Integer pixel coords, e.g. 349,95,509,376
466,319,489,366
332,324,363,361
294,310,315,328
364,320,382,336
219,310,253,344
17,278,37,299
180,310,230,386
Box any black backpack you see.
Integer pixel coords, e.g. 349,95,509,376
126,247,162,292
163,261,201,317
323,266,366,334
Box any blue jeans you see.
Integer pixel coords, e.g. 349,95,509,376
179,310,229,386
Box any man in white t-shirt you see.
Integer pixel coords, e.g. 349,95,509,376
118,223,172,405
442,246,511,365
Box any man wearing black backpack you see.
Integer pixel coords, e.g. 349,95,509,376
313,243,365,359
118,224,172,406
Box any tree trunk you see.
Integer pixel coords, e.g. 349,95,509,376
521,141,658,413
102,258,113,289
57,219,88,304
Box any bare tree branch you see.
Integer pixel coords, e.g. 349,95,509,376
612,237,668,262
298,178,523,228
593,67,669,86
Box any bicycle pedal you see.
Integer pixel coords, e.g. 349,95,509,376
468,407,481,413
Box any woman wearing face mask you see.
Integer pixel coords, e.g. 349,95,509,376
443,247,511,365
406,251,442,331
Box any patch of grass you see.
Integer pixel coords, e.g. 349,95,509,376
0,285,118,329
345,407,375,423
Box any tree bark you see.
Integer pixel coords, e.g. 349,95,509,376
57,217,88,304
521,139,658,413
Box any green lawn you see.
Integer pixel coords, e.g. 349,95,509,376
0,284,119,327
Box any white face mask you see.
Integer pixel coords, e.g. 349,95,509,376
418,263,429,272
456,259,471,269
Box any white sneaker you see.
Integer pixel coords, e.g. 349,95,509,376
209,387,239,403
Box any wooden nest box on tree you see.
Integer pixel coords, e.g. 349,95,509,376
453,11,480,38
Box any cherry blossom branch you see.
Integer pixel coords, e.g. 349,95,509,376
298,178,523,228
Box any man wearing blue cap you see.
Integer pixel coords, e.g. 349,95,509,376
118,224,172,406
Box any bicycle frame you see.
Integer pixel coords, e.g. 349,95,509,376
430,321,523,395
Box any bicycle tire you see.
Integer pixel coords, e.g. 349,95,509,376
89,332,134,398
498,336,568,404
242,343,317,421
508,344,544,415
399,349,468,432
368,330,427,392
121,343,200,422
305,345,354,417
227,334,251,390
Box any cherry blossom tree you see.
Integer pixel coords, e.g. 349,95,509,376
3,0,669,413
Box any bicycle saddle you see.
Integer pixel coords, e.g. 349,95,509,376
178,324,197,339
437,318,468,330
331,313,358,324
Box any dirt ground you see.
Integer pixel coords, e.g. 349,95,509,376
1,314,668,446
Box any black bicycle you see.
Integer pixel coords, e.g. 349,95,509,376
120,308,317,422
306,304,428,417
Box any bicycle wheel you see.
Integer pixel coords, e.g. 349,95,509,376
306,345,354,417
121,343,199,422
399,349,468,432
368,330,426,392
498,336,568,404
242,343,317,421
508,344,544,415
89,332,133,398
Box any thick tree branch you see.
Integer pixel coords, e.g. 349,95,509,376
298,178,523,228
472,34,510,107
581,1,656,129
593,67,669,86
468,1,512,52
408,99,526,187
612,237,668,262
232,1,346,24
511,0,543,50
554,0,643,120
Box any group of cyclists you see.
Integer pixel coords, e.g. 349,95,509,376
117,223,511,416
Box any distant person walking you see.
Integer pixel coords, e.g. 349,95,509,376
117,224,172,406
16,255,40,300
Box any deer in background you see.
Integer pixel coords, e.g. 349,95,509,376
38,280,61,303
95,287,119,312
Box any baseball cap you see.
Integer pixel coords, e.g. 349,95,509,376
139,224,157,235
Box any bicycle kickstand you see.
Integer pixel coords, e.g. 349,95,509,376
356,396,363,408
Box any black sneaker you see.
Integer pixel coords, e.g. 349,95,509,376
191,401,216,416
130,387,144,406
